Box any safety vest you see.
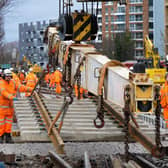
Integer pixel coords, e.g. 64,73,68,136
54,70,62,83
160,83,168,108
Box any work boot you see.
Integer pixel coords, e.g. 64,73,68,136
4,133,14,143
0,134,4,143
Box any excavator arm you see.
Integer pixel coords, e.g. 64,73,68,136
144,35,160,68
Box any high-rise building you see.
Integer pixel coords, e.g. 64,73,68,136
18,21,48,64
100,0,164,58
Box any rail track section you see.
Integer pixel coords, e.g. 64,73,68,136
13,91,163,143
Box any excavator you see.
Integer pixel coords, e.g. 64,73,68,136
22,56,42,73
144,35,166,84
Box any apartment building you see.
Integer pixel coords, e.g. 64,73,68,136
99,0,164,58
19,21,48,64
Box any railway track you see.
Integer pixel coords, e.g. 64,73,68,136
13,87,165,144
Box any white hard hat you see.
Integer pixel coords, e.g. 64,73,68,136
29,68,33,72
4,69,12,76
21,70,25,73
129,66,133,70
0,69,2,73
9,67,13,71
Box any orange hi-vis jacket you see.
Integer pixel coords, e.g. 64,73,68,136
54,70,62,83
0,79,33,116
54,70,62,94
18,72,25,84
49,72,55,88
25,72,38,88
45,73,50,84
160,81,168,127
12,72,20,85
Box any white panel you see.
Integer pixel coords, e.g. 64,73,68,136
86,55,110,95
107,67,130,107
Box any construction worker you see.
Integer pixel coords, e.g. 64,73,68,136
54,67,62,94
10,68,20,85
160,72,168,128
18,70,26,84
25,68,38,96
0,69,33,143
44,71,50,86
49,69,55,89
74,84,85,99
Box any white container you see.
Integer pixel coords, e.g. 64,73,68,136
107,66,130,107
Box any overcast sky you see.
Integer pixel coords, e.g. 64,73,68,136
4,0,83,42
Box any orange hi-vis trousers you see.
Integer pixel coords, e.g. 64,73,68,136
55,82,61,94
163,108,168,128
74,85,84,99
0,115,13,136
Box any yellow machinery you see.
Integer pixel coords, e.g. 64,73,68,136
23,56,33,68
23,56,42,73
144,35,166,84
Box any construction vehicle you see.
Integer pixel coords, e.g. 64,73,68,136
23,56,33,68
144,35,166,84
22,56,42,74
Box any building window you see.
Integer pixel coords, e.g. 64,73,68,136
149,22,153,29
111,16,114,22
105,25,108,31
129,0,143,3
111,25,114,31
111,33,114,40
98,35,102,40
117,7,125,13
136,41,143,48
136,15,143,21
98,17,102,23
97,9,102,15
149,11,153,17
105,16,108,22
105,33,109,38
111,8,114,13
105,8,108,14
117,24,125,31
99,25,102,31
105,2,113,5
149,33,153,40
129,6,142,13
136,32,143,39
116,15,125,22
136,23,143,30
136,50,143,57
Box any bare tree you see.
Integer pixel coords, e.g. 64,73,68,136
0,0,14,64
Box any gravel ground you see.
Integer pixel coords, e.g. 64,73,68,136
1,142,168,167
0,142,150,157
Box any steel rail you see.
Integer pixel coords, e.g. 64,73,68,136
33,91,64,154
104,100,163,157
49,151,72,168
84,151,92,168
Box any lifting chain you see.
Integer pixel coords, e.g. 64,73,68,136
67,55,72,87
76,69,81,100
154,85,162,148
151,85,165,158
123,84,131,162
93,89,104,128
62,53,72,93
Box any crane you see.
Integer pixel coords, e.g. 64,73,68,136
144,35,160,68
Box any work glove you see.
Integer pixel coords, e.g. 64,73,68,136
13,97,18,101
